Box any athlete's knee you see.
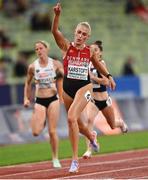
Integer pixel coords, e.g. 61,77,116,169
68,116,77,128
32,126,43,136
49,129,57,138
68,117,75,125
67,111,76,123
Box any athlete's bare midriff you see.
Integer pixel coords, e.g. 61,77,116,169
35,87,57,98
93,91,108,101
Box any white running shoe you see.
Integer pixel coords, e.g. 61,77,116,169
89,131,100,152
121,121,128,133
69,160,79,173
52,159,61,168
82,150,92,159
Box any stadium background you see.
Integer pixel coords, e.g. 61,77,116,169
0,0,148,145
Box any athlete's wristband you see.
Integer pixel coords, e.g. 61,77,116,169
107,73,112,79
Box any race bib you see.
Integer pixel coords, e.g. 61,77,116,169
106,96,112,106
37,78,55,89
67,65,88,80
84,90,91,102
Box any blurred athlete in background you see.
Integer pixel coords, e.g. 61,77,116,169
24,40,63,168
82,40,128,159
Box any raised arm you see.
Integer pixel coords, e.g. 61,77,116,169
51,3,69,52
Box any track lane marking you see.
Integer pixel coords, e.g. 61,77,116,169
63,165,148,179
0,155,148,178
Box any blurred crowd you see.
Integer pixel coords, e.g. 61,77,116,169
125,0,148,23
0,0,145,85
0,0,54,84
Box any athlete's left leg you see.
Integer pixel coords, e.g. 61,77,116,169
47,99,61,168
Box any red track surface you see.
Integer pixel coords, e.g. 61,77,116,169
0,149,148,179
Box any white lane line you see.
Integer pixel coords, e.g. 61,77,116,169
63,165,148,179
0,156,148,178
136,176,148,179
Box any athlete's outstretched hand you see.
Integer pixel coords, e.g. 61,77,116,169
53,3,61,16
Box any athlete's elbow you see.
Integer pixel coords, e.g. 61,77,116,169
51,29,55,35
51,25,55,33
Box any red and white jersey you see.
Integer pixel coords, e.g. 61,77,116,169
63,42,91,81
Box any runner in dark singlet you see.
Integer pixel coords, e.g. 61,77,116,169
82,40,128,159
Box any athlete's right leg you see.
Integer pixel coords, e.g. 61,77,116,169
63,91,80,173
94,112,121,135
68,85,99,156
101,105,128,133
101,105,116,129
63,91,79,162
63,85,94,173
31,103,46,136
